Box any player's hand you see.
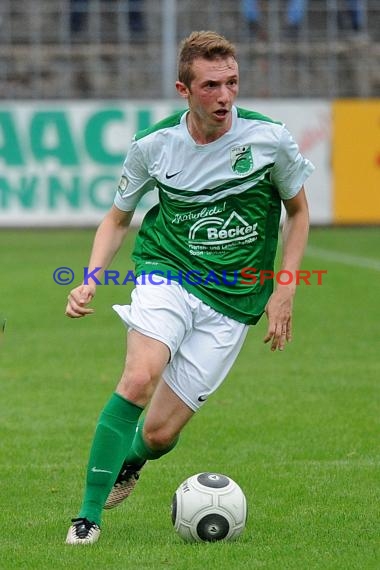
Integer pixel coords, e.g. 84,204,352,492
65,283,96,318
263,285,295,351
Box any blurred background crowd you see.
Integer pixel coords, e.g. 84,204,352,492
1,0,379,100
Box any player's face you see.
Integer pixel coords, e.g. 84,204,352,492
176,56,239,137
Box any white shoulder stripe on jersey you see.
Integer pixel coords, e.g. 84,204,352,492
157,167,272,204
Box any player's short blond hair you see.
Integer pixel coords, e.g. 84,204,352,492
178,31,237,88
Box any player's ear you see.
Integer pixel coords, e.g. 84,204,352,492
176,81,190,99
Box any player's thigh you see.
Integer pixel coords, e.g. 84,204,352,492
114,280,192,403
116,330,171,404
113,279,191,360
164,307,248,411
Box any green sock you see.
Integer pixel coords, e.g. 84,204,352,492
124,417,179,464
78,393,143,525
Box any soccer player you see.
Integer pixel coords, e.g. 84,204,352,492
65,30,314,544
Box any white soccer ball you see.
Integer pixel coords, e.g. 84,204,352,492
171,472,247,542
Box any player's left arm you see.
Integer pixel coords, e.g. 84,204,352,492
263,186,309,351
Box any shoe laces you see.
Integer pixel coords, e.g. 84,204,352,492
71,517,98,538
116,461,146,484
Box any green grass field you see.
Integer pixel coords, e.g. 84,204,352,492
1,227,379,569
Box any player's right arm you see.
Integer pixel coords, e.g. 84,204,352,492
66,137,153,318
65,205,134,318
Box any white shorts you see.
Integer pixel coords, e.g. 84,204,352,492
113,278,248,411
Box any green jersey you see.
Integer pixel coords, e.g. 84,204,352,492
114,106,314,325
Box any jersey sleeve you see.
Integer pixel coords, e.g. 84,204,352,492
113,140,156,212
271,125,315,200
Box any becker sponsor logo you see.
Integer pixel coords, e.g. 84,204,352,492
189,211,258,246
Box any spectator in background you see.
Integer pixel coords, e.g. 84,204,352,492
128,0,145,35
241,0,307,38
70,0,88,33
70,0,146,37
241,0,365,39
337,0,364,32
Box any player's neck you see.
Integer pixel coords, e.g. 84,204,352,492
187,113,232,145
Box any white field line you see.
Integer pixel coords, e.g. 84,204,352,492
306,246,380,272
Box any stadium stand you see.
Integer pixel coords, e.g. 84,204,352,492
0,0,379,99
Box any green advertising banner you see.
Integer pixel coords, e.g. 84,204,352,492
0,100,331,226
0,101,184,226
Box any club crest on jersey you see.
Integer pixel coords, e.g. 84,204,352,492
117,175,129,197
230,145,254,176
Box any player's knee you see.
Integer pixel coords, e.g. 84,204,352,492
144,426,176,450
117,369,155,404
